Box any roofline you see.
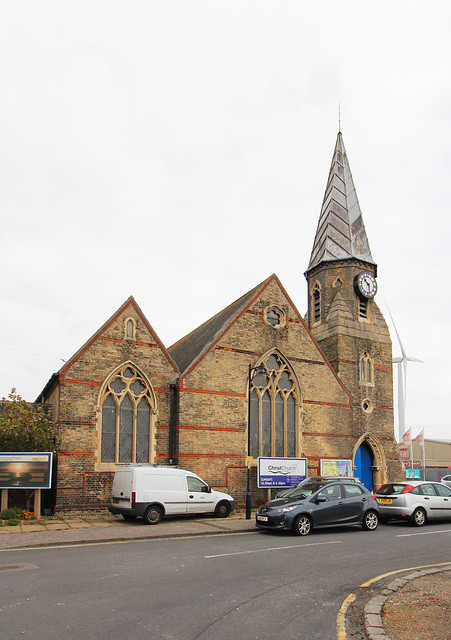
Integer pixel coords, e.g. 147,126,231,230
178,274,352,405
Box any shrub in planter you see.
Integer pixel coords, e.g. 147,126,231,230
0,507,22,520
7,518,19,526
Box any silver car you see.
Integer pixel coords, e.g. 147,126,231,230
376,480,451,526
440,474,451,489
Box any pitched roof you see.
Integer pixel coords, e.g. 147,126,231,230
307,132,375,272
37,296,178,401
168,276,274,376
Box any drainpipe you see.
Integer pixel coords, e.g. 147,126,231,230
169,383,178,465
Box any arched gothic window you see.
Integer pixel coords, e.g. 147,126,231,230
100,364,155,464
359,351,373,385
249,352,299,458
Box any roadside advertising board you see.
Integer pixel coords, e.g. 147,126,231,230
0,453,53,489
320,459,353,477
258,457,307,488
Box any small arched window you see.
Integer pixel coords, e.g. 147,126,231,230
313,286,321,323
249,352,299,458
100,364,155,464
359,351,373,385
124,318,136,340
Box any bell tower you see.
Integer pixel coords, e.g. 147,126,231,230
305,132,394,442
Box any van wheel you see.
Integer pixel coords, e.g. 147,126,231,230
143,505,163,525
214,501,231,518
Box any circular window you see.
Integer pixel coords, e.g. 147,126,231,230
264,305,286,329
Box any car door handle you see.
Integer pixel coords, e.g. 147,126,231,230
424,497,430,500
189,495,194,499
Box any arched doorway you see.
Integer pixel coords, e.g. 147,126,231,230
354,440,374,491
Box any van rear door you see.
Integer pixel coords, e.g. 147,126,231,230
111,469,133,508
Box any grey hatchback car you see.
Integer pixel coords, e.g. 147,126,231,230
375,480,451,526
256,479,379,536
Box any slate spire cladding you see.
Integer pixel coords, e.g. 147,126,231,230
307,132,375,272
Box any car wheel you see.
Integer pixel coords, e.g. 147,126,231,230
410,508,426,527
121,514,137,520
362,510,379,531
214,501,231,518
293,514,312,536
143,505,163,525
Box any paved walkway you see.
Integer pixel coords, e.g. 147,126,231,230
0,514,449,640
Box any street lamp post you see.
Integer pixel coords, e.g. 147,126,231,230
246,363,266,520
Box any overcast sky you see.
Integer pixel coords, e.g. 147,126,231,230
1,2,450,444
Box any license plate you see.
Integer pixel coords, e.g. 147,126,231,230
379,498,392,503
112,498,119,504
257,515,268,522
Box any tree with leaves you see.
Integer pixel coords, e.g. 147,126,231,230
0,389,60,453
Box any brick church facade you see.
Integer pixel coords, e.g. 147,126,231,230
39,132,404,513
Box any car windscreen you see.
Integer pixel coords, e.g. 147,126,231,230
283,481,327,499
376,483,407,495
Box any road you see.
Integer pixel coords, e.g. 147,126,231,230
0,521,450,640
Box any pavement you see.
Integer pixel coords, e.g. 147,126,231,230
0,513,449,640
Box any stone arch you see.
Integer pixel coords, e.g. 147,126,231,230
352,432,387,491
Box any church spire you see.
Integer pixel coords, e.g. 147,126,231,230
307,132,375,273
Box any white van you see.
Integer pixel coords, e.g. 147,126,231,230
108,465,235,524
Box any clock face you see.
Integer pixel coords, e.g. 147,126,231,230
355,272,377,299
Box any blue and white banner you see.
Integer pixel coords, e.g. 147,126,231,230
258,457,307,488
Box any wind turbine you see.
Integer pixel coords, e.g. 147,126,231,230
386,305,424,443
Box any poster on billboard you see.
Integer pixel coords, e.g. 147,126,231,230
320,459,353,478
0,453,53,489
258,457,307,488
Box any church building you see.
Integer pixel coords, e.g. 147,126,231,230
39,132,404,513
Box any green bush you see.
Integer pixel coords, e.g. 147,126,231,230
0,507,22,520
7,518,19,526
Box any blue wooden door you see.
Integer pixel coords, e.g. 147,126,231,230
354,441,373,491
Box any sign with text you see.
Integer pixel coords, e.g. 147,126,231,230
0,453,53,489
403,460,421,468
320,459,353,477
258,457,307,488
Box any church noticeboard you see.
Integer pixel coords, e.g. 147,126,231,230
320,459,353,478
258,457,307,488
0,453,53,489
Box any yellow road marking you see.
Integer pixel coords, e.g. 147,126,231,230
337,561,451,639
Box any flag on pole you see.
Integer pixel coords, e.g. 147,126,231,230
417,429,424,447
403,429,411,446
